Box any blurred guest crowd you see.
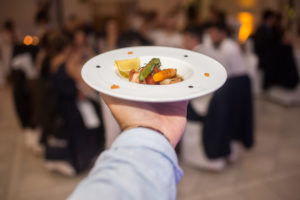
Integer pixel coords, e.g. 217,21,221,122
0,4,299,176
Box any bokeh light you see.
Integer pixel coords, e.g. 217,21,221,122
32,36,39,46
23,35,33,45
238,12,253,43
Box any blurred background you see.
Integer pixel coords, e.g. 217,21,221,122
0,0,300,199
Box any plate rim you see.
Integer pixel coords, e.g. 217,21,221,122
81,46,227,102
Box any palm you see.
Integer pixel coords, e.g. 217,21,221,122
101,95,188,147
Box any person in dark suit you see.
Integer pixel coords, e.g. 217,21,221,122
253,10,299,90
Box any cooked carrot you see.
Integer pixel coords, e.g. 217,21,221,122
204,72,210,77
110,84,120,89
153,69,177,82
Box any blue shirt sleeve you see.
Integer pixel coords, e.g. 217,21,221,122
68,127,183,200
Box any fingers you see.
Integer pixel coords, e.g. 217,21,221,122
151,100,189,116
100,93,111,105
100,93,122,106
101,93,146,108
100,93,188,118
101,93,188,107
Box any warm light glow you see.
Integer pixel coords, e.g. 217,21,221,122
23,35,33,45
32,36,39,46
240,0,256,8
238,12,253,43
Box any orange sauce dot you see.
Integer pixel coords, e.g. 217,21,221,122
204,73,210,77
110,84,120,89
128,51,133,55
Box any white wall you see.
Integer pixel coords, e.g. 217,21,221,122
0,0,93,35
211,0,281,27
0,0,293,36
63,0,92,21
138,0,180,14
0,0,36,35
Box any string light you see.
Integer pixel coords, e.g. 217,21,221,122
23,35,39,46
23,35,33,45
32,36,39,46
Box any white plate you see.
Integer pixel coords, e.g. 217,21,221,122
82,46,227,102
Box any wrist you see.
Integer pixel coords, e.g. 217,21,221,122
123,125,172,146
140,126,171,144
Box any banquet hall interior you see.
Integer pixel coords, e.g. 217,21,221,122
1,0,300,199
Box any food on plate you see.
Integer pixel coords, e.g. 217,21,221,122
115,58,183,85
115,58,140,78
110,84,120,89
204,72,210,77
138,58,161,81
153,69,177,82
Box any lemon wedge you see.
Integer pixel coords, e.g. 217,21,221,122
115,58,140,78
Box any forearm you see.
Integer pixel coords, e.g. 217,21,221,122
68,127,182,200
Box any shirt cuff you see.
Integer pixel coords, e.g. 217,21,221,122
110,127,183,183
